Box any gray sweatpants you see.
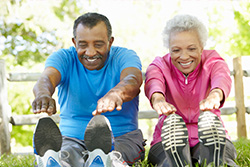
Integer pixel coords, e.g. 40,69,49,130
60,129,145,167
148,139,238,167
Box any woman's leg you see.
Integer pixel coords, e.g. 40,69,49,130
147,142,170,167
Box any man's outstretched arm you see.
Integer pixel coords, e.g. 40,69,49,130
93,67,142,115
32,67,61,116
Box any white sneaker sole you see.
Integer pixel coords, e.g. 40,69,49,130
161,114,191,167
198,111,226,166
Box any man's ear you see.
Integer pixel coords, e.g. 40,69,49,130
108,37,114,49
72,37,76,47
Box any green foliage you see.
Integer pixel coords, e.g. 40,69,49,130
8,81,35,147
0,0,60,68
208,1,250,57
8,82,34,115
11,125,35,148
233,138,250,166
0,154,35,167
53,0,82,21
0,19,58,66
231,3,250,57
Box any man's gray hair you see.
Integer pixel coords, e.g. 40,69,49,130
162,14,208,49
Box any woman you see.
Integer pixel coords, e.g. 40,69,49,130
144,14,237,167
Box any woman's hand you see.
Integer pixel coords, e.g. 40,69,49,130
200,88,224,111
151,92,176,116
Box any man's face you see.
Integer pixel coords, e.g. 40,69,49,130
72,22,114,70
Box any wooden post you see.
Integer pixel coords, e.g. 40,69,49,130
233,57,247,138
0,59,11,155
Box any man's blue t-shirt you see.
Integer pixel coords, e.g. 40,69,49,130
45,46,142,140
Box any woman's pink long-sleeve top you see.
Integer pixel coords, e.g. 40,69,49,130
144,50,232,147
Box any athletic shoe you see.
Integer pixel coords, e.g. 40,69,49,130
84,115,128,167
107,151,129,167
85,149,128,167
84,115,113,154
85,148,107,167
198,111,226,166
161,114,192,167
33,117,62,167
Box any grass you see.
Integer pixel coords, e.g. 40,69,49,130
0,154,34,167
0,138,250,167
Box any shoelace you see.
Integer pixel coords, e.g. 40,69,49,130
109,150,122,161
59,150,70,160
109,151,130,167
82,150,89,162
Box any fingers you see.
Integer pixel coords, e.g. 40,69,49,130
153,102,176,116
94,95,123,116
47,99,56,116
199,98,220,111
32,96,56,116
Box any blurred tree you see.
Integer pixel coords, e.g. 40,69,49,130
208,1,250,57
0,0,63,148
0,0,60,69
231,2,250,57
53,0,82,21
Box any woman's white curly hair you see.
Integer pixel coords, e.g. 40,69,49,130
162,14,208,49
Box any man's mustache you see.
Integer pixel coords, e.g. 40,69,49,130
80,55,102,59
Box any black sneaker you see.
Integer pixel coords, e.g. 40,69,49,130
33,117,62,156
33,117,62,167
84,115,113,154
161,114,192,167
198,111,226,166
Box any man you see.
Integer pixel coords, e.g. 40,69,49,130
32,12,145,167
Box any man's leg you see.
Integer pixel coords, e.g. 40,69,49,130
60,136,87,167
114,129,146,166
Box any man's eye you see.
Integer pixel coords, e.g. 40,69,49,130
79,44,87,48
95,44,104,48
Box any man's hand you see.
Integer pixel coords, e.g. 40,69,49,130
151,92,176,116
200,88,223,111
32,94,57,116
32,67,61,116
92,67,142,116
92,90,123,115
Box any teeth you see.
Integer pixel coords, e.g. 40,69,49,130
87,58,97,62
180,61,192,66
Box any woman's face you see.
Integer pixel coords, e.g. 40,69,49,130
169,30,203,75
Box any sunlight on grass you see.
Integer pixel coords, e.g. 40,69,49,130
0,154,34,167
1,139,249,167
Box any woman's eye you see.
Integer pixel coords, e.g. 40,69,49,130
189,48,196,51
172,49,179,53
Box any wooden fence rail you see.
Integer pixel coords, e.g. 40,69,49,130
0,57,249,155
